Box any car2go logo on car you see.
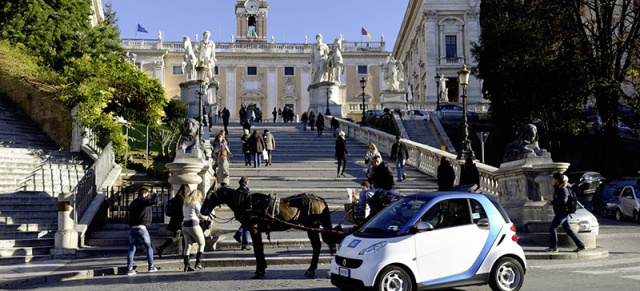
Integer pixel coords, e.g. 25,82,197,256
330,192,526,291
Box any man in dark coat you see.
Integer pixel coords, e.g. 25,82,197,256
368,154,395,190
437,156,455,191
127,188,159,275
222,107,230,135
316,113,325,137
459,156,480,186
390,135,410,182
335,131,349,177
248,129,266,168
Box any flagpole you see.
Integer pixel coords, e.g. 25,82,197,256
135,24,138,39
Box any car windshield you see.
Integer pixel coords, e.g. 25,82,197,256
356,197,427,238
602,187,621,199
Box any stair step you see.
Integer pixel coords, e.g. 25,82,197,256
0,224,57,232
0,231,54,239
0,238,54,248
0,217,58,224
0,204,57,211
0,246,52,257
0,255,51,265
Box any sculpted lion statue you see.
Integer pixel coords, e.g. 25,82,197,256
179,118,199,153
503,123,548,162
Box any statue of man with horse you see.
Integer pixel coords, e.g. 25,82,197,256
201,187,341,279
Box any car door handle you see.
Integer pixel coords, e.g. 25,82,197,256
476,219,489,228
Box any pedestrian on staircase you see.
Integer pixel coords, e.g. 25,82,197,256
263,129,275,166
241,129,252,166
331,116,339,137
368,154,395,190
126,188,160,275
335,131,349,177
214,132,232,186
301,111,309,131
364,143,380,185
155,184,189,258
390,135,409,182
277,108,283,123
316,113,325,137
459,156,480,186
272,107,277,123
233,176,252,250
182,189,213,272
437,156,455,191
249,129,266,168
309,111,316,131
222,107,230,135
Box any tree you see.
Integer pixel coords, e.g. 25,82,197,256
473,1,589,142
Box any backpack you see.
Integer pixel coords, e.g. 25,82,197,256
165,196,181,218
564,188,578,215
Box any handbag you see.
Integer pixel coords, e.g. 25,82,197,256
262,149,269,161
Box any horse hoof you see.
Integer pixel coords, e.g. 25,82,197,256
304,270,315,278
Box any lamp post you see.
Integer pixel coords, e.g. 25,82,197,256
196,61,208,142
457,64,475,160
325,88,331,116
360,77,368,126
434,74,441,111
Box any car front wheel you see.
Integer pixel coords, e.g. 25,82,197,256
375,265,414,291
489,257,524,291
634,210,640,224
616,209,623,221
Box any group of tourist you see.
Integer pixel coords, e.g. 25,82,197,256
273,106,295,123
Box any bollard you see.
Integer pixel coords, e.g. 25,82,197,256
51,192,78,256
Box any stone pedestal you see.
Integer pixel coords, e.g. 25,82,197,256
307,82,344,117
180,80,219,141
380,90,408,110
494,153,570,226
52,193,77,256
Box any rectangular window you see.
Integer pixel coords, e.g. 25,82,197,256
284,67,294,76
215,66,219,75
172,66,183,75
247,66,257,75
357,65,368,75
445,36,457,59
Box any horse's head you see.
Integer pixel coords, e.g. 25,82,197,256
201,186,224,216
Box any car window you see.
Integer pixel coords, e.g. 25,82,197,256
621,188,632,198
357,198,427,237
469,199,488,224
634,187,640,199
421,198,471,229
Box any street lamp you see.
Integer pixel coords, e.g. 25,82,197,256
325,88,331,116
434,74,441,111
360,77,368,126
196,61,208,143
457,64,475,160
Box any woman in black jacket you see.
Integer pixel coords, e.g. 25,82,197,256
316,113,325,137
155,184,189,257
335,131,349,177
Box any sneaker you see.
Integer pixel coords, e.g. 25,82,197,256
148,266,160,272
233,232,242,243
574,247,586,252
127,269,137,276
402,173,406,180
544,248,558,253
242,246,252,250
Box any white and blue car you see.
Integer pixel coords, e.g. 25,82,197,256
331,192,526,291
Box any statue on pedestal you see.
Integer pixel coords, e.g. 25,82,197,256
310,34,330,83
503,124,549,162
382,56,402,91
196,31,217,82
326,35,344,83
182,36,197,81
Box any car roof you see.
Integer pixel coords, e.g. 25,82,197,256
406,191,498,202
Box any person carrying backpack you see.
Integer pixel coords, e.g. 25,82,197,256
544,172,586,253
156,184,189,257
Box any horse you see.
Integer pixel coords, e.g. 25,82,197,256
326,37,344,83
182,36,197,81
201,187,338,279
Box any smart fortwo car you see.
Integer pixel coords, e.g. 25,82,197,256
331,192,526,291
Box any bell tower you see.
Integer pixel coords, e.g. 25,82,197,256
235,0,269,42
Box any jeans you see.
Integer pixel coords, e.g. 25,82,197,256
396,159,406,180
266,150,272,164
236,227,251,247
244,153,251,166
127,227,154,270
332,126,338,137
253,153,261,168
302,120,307,131
549,214,585,249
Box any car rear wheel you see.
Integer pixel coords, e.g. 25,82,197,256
375,265,413,291
489,257,524,291
616,209,623,221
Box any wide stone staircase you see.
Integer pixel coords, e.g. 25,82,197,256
83,122,439,256
0,97,92,264
402,113,455,152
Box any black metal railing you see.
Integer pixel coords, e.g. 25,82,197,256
73,141,114,222
103,185,170,223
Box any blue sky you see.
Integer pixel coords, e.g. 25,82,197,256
108,0,410,48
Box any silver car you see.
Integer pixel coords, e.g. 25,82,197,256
570,202,600,236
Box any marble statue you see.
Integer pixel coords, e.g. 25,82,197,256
158,30,162,40
271,35,274,43
381,34,385,42
382,56,401,91
196,31,216,82
231,35,235,43
182,36,197,81
125,51,137,65
439,76,449,101
310,34,330,83
503,124,549,162
326,36,344,83
178,118,200,153
395,60,405,88
305,36,308,44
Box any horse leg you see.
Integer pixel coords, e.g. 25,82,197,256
319,204,337,255
305,230,321,278
250,231,266,279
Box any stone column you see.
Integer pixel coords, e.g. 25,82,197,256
267,65,278,113
154,60,165,86
465,9,482,104
424,10,439,105
226,65,237,121
51,192,77,257
301,66,311,111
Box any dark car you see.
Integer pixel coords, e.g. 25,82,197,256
567,171,604,199
436,104,479,121
365,109,384,120
591,179,636,217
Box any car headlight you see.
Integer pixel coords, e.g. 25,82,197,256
359,241,387,255
606,203,617,208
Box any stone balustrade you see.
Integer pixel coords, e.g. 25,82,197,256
329,116,500,195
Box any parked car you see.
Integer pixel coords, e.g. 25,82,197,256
591,179,636,217
587,115,635,136
365,109,385,120
567,171,604,199
570,202,599,236
331,192,526,291
436,104,479,121
616,185,640,223
404,109,431,121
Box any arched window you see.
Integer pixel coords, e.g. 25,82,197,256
248,16,257,37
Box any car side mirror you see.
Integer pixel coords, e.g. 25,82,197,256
416,221,434,232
